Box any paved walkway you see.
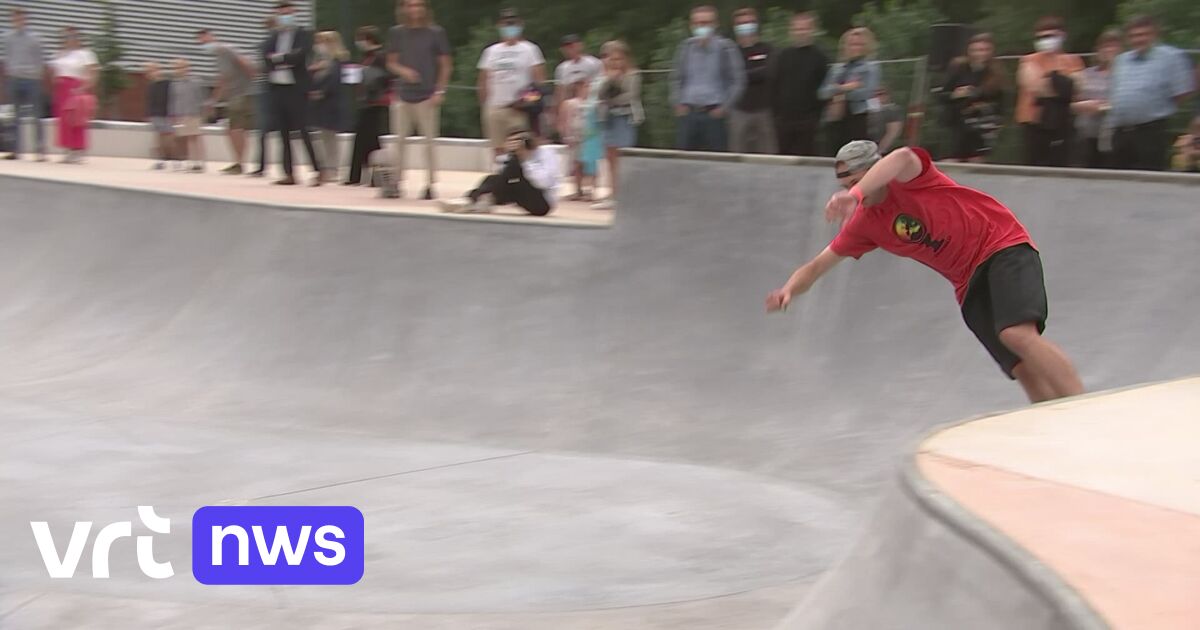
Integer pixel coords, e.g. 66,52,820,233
0,155,614,228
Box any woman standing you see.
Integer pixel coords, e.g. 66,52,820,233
50,27,98,164
345,26,392,186
589,40,642,211
1072,31,1121,169
942,33,1007,162
309,30,348,183
818,27,880,152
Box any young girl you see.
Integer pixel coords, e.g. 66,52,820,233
578,81,604,200
169,58,206,172
557,80,593,201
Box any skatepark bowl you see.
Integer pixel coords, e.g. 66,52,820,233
0,149,1197,629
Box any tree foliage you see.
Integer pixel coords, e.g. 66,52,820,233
95,0,129,115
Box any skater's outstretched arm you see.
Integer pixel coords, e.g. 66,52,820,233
766,246,845,312
825,147,924,223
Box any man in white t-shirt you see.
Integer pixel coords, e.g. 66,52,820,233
553,33,602,115
476,8,545,155
439,128,559,216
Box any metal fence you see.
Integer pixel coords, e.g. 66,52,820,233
437,50,1199,168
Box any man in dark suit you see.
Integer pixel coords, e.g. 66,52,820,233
263,0,323,186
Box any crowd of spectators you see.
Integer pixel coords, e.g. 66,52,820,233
1,2,1198,217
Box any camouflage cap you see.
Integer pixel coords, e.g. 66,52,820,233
835,140,882,174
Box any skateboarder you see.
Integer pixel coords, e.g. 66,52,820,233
766,140,1083,403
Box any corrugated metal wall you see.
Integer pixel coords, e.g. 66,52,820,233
0,0,315,82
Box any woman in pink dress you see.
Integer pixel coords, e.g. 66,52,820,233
50,27,98,163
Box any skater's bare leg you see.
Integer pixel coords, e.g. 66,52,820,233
1012,362,1057,403
998,323,1084,400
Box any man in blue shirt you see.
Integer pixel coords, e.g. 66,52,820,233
669,5,745,152
1108,15,1196,171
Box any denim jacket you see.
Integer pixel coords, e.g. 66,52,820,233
818,59,881,116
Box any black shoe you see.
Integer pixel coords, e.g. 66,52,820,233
3,154,17,160
341,180,358,186
274,176,296,186
423,186,435,200
248,169,265,178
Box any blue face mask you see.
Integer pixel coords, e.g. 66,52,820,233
500,25,523,40
692,26,714,39
734,23,758,38
277,13,296,29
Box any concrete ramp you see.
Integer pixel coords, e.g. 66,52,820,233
0,153,1197,628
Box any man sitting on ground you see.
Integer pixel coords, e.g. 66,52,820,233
439,128,560,216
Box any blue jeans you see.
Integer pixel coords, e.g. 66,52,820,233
676,107,727,152
7,77,46,155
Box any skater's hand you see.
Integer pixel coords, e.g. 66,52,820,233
765,288,791,313
824,190,858,224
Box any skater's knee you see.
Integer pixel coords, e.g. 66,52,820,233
998,322,1040,355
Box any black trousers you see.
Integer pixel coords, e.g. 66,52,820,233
347,105,389,184
775,116,819,156
1113,118,1169,172
1080,137,1114,169
469,155,551,216
1022,124,1071,168
828,112,869,155
270,83,321,177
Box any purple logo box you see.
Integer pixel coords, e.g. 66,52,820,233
192,506,364,585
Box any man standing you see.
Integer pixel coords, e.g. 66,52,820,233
477,8,545,157
388,0,451,200
263,0,322,186
1108,15,1196,171
554,34,601,198
669,5,745,152
771,12,828,156
729,8,774,154
766,141,1084,404
197,29,255,174
2,7,46,161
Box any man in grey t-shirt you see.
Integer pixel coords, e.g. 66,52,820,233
387,0,452,199
198,28,256,173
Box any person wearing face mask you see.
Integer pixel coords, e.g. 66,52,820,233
765,141,1084,404
262,0,323,186
309,31,349,183
1071,31,1122,169
770,12,829,156
941,33,1007,163
477,8,546,157
196,29,256,174
729,7,775,154
1107,15,1196,172
1016,16,1084,168
818,27,881,154
669,4,745,152
346,26,393,187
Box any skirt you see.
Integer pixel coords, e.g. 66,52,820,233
54,76,92,151
603,113,637,149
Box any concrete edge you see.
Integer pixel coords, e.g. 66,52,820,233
895,379,1198,630
621,148,1200,185
0,172,611,231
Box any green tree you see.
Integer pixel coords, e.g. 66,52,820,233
95,0,128,117
852,0,947,59
1117,0,1200,48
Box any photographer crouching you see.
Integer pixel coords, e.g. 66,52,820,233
440,128,560,216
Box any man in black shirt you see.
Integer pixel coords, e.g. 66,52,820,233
730,7,775,154
771,12,829,156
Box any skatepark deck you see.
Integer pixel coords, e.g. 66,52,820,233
0,150,1197,629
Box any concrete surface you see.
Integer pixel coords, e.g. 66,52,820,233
0,151,1197,629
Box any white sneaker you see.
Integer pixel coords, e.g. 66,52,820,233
438,198,472,213
470,197,494,214
590,199,614,210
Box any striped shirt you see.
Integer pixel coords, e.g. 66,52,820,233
1109,45,1195,127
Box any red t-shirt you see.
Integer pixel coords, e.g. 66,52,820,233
829,148,1034,304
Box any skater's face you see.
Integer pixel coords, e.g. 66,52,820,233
835,162,864,189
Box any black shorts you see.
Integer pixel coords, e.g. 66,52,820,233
960,244,1048,379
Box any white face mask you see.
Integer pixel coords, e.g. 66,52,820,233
1034,35,1063,53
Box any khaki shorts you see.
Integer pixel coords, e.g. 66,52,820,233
482,106,527,149
226,95,252,130
175,116,202,137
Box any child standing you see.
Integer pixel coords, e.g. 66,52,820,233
578,81,604,202
557,81,592,201
144,62,175,170
169,58,206,172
